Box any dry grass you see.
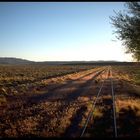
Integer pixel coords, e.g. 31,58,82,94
116,99,140,114
1,65,140,137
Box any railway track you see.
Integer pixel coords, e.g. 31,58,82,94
1,65,140,137
80,66,118,138
0,66,118,137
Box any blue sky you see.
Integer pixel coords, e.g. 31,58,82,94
0,2,132,61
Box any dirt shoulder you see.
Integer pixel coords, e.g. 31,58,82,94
0,67,105,137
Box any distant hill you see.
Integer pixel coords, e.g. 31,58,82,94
35,60,139,66
0,57,138,66
0,57,34,65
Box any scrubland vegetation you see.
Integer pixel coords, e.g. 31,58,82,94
0,65,95,86
0,64,140,137
0,64,96,97
112,65,140,85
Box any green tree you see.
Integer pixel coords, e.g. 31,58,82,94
110,2,140,61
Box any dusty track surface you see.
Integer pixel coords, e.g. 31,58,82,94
0,66,140,138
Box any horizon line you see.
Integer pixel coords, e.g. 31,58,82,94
0,56,134,62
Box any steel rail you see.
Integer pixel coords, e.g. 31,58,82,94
80,67,110,137
110,68,118,138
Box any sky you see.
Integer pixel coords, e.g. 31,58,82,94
0,2,133,62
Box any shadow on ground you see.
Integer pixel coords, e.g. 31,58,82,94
66,96,140,138
118,105,140,137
